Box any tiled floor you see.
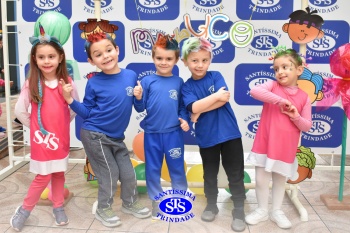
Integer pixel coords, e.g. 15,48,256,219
1,97,350,233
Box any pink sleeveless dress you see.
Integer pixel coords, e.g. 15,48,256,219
247,82,309,179
29,78,71,175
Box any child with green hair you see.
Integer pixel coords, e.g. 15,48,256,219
181,37,246,232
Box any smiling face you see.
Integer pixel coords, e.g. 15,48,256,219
273,55,303,87
183,49,211,80
152,47,178,77
88,38,120,74
283,23,324,44
35,44,63,80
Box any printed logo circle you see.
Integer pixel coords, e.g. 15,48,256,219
159,197,192,215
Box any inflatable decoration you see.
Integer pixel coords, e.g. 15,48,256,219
186,164,204,195
161,158,187,182
317,43,350,120
132,132,145,162
134,163,147,194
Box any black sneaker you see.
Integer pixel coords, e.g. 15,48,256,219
201,204,219,222
13,118,22,126
231,207,246,232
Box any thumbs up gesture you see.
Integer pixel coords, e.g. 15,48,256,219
134,80,143,100
179,117,190,132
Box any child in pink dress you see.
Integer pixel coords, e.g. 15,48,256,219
245,49,312,229
10,25,79,231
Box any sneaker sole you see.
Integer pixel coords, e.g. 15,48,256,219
201,214,218,222
52,213,69,226
270,216,292,229
10,206,22,232
245,215,268,225
95,213,122,227
231,219,246,232
121,206,151,219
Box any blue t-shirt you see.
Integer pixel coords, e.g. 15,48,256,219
182,71,242,148
134,74,189,133
70,69,137,139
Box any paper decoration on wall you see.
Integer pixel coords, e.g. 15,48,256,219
287,146,316,184
317,43,350,120
282,7,324,44
229,21,254,48
78,18,118,40
298,67,324,104
183,13,254,48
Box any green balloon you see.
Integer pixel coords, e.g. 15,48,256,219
34,11,71,45
134,163,147,194
226,171,251,194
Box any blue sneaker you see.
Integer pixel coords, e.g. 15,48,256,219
0,126,6,132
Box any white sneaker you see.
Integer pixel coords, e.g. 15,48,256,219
270,210,292,229
245,208,268,225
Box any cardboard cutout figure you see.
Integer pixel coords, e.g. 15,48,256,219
79,18,118,40
298,68,324,104
282,7,324,44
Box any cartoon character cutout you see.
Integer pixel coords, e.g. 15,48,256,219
78,18,118,40
298,68,324,104
282,7,324,44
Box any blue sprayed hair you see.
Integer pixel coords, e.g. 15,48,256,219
152,34,180,59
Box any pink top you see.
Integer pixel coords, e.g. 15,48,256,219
15,78,79,175
250,81,312,164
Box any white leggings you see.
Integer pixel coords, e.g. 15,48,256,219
255,167,286,211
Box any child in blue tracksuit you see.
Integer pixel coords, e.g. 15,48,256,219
134,34,189,219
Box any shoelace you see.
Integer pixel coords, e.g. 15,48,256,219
130,201,143,211
102,208,115,217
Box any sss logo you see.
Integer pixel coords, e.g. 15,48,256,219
140,0,167,7
195,0,222,6
236,0,292,20
86,0,112,7
294,21,349,64
247,120,259,134
23,0,72,22
234,64,274,105
125,0,179,20
310,0,337,6
34,0,59,8
301,107,342,148
159,198,192,215
308,121,331,135
251,36,278,50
